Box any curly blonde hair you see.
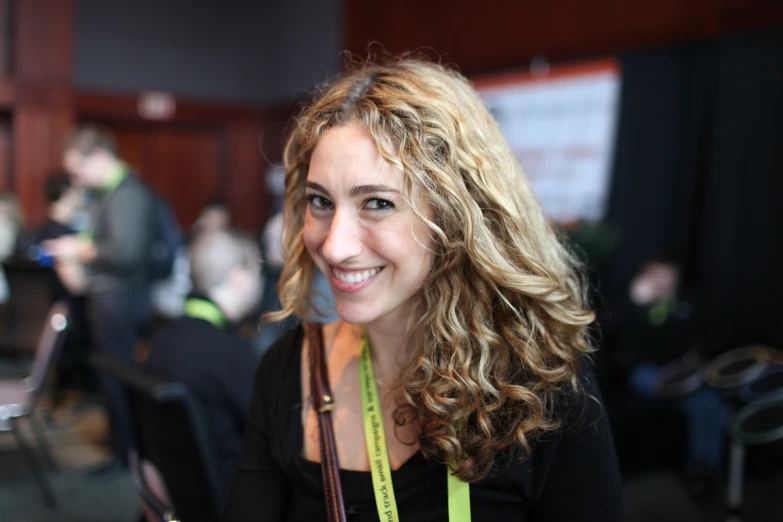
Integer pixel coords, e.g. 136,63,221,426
272,58,595,481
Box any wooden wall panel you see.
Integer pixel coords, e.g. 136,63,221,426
0,116,11,193
345,0,783,74
113,127,150,179
107,119,266,232
111,125,225,230
227,119,266,231
13,107,72,222
0,0,11,77
11,0,74,224
152,129,222,228
75,91,260,125
14,0,73,83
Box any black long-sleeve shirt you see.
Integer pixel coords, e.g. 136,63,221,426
90,173,155,292
224,326,623,521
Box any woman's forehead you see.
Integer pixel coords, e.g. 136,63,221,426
307,125,403,190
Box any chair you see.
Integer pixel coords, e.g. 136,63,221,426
0,258,55,356
0,301,70,508
90,352,224,522
128,448,178,522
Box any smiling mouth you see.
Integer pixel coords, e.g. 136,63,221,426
332,267,383,284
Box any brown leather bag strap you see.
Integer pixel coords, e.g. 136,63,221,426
306,322,347,522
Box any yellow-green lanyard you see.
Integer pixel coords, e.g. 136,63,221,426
80,162,128,243
359,332,471,521
184,298,226,328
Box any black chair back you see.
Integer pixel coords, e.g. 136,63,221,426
0,258,54,356
27,302,70,399
91,353,224,522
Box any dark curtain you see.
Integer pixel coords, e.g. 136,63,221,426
700,27,783,350
600,25,783,354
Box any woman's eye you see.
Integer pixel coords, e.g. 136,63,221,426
365,198,395,211
307,194,332,210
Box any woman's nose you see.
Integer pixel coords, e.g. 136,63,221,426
321,209,363,264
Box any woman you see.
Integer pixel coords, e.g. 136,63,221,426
226,59,622,521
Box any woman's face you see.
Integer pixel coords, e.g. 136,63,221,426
303,123,434,328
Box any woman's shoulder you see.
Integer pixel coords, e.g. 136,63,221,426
258,319,342,374
257,324,305,383
247,324,306,422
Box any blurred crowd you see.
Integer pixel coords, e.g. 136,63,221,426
0,125,336,494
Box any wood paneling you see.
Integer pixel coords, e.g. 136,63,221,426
112,127,149,178
228,119,268,231
11,0,74,223
0,0,11,77
0,78,13,108
0,116,11,193
111,125,225,230
345,0,783,74
13,107,72,222
14,0,73,83
152,129,222,228
75,91,260,125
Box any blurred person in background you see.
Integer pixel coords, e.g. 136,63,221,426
0,193,23,304
37,174,85,244
45,124,156,475
255,165,292,353
35,174,94,397
144,228,262,492
148,242,191,320
190,198,231,242
35,174,88,294
605,256,723,501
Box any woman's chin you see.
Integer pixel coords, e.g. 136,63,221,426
335,311,373,326
333,304,380,326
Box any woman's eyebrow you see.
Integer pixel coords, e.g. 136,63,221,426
305,181,330,195
305,182,399,197
350,184,399,197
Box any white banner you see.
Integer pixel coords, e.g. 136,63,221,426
477,60,621,223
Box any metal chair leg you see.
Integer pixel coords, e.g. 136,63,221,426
28,413,58,471
11,419,57,508
726,438,744,522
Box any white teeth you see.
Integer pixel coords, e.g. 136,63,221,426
334,268,379,284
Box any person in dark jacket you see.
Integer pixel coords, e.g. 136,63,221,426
46,124,156,474
145,227,262,493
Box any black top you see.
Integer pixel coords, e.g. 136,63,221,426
145,313,260,493
90,173,155,292
224,326,623,521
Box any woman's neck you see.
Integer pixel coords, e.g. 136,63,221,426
363,314,410,387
